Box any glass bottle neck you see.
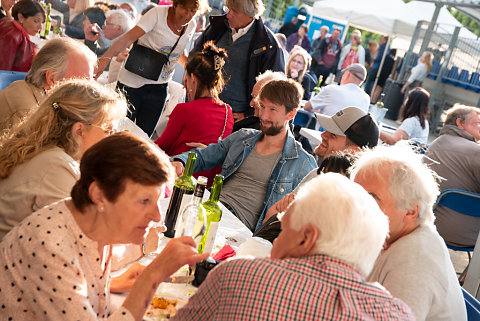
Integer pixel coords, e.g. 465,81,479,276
208,182,222,203
183,153,196,177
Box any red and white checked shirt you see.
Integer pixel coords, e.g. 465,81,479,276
171,254,415,321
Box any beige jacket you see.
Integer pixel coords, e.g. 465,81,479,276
0,80,45,132
0,147,79,240
425,125,480,247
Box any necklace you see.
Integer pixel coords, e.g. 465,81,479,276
170,7,183,33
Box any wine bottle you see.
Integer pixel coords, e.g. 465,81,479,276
53,17,62,35
376,93,385,109
198,175,224,254
174,176,208,246
40,4,51,39
164,152,197,238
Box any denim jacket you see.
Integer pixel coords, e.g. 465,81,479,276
174,129,317,230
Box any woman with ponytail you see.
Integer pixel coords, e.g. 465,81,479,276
0,79,127,239
155,41,233,186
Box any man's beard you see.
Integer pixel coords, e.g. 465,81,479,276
260,121,283,136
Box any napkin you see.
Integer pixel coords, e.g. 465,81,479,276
213,244,236,261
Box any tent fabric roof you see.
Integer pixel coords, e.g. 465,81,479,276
311,0,477,39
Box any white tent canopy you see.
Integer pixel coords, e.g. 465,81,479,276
311,0,477,40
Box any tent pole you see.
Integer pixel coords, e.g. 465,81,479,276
398,20,424,82
430,26,460,134
419,2,442,55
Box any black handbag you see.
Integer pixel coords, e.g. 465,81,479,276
124,26,186,81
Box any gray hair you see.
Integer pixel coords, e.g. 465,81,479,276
350,143,439,227
107,9,134,34
289,173,389,277
25,38,96,89
225,0,264,18
119,2,137,20
444,104,480,126
320,25,330,33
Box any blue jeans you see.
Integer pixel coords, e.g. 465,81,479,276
117,82,168,137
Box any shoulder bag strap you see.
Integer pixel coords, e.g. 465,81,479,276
166,25,187,59
218,103,228,142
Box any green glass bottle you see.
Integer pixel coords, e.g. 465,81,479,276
198,175,224,254
164,152,196,238
376,93,385,109
53,17,62,35
40,4,51,39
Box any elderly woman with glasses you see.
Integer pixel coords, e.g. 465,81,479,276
0,79,127,239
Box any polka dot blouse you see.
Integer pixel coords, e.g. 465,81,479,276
0,199,134,321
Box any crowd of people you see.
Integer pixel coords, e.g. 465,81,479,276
0,0,477,320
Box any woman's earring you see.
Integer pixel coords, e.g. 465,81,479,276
99,205,104,213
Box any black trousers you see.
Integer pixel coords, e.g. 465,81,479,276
117,82,168,137
312,64,333,87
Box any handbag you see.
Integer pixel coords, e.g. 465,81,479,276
124,26,186,81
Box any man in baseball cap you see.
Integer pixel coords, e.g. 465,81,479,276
253,106,380,243
314,106,379,158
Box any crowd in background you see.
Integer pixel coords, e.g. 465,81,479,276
0,0,477,320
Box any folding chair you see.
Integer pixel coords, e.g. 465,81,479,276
0,70,27,91
293,109,316,129
463,287,480,321
434,189,480,281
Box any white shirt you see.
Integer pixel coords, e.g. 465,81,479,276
309,83,370,116
368,225,467,321
407,62,428,84
398,116,429,144
118,5,195,88
231,19,255,42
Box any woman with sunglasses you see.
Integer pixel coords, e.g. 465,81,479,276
0,79,127,239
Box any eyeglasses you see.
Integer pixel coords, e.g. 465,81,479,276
88,123,118,136
291,59,305,66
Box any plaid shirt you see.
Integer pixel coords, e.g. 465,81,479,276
171,254,415,321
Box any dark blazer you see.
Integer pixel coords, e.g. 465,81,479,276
192,15,285,109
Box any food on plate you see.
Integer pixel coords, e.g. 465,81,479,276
145,296,179,320
152,297,178,309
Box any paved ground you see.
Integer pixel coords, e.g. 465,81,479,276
449,249,470,276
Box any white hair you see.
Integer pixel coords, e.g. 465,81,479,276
350,143,439,226
256,70,287,85
226,0,264,18
106,9,134,34
289,173,389,277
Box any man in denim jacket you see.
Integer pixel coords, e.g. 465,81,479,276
172,79,316,231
